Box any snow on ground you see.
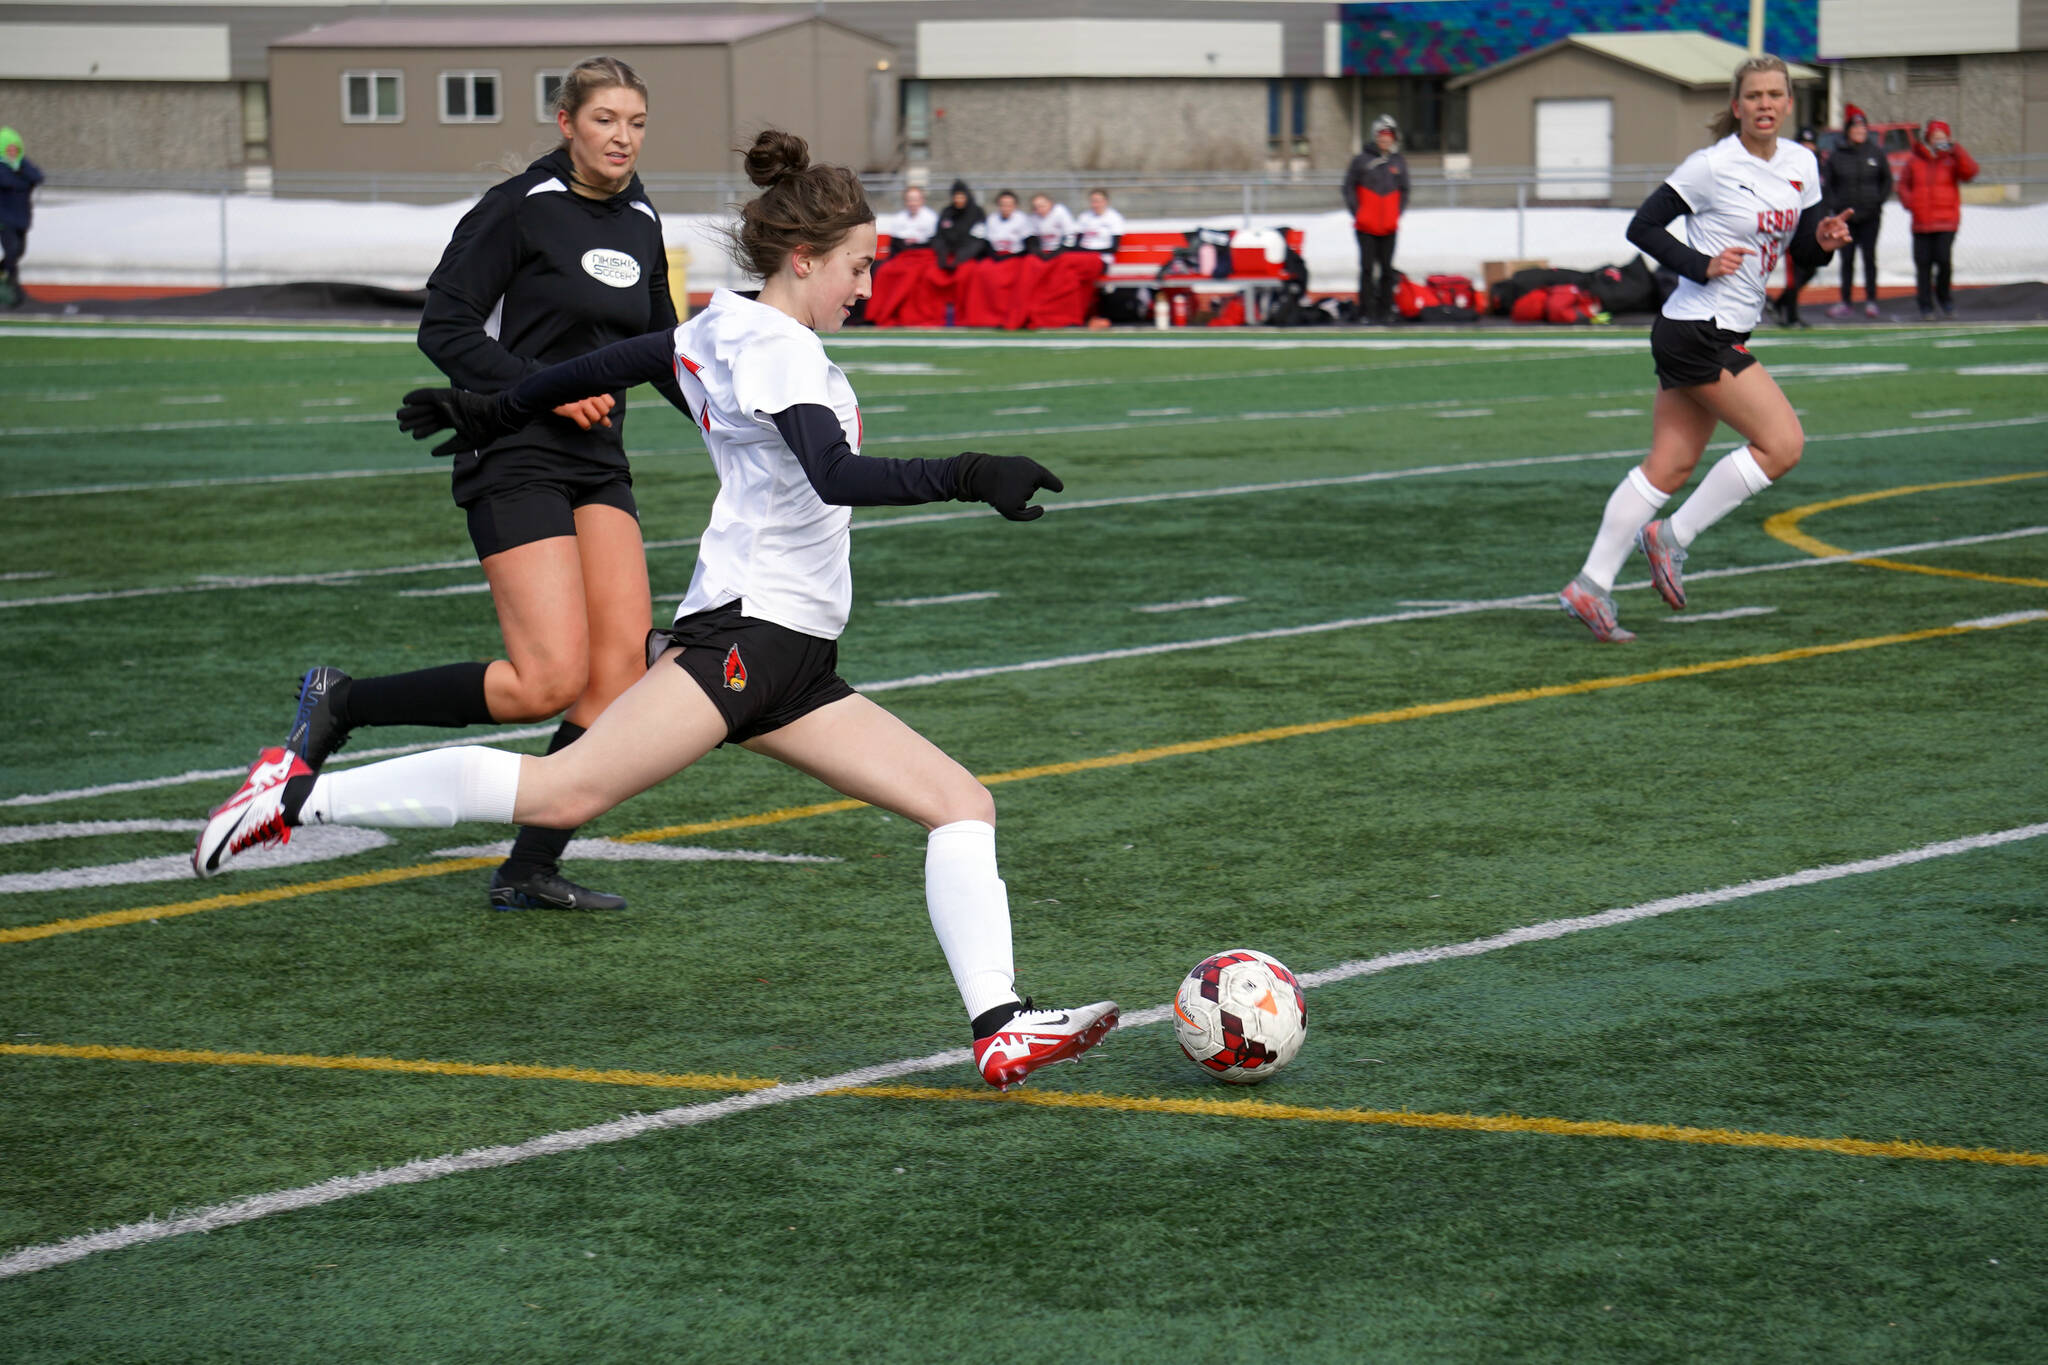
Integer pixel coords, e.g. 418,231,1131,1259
24,189,2048,296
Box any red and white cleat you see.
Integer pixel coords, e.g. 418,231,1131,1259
972,1000,1120,1089
194,746,309,878
1637,519,1689,611
1559,574,1636,643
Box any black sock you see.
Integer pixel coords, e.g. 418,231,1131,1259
342,662,494,729
970,999,1027,1041
281,774,317,825
502,720,586,874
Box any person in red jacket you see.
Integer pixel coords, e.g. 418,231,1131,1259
1342,114,1409,323
1897,120,1978,319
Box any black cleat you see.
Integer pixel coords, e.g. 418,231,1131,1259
289,666,353,772
488,865,628,912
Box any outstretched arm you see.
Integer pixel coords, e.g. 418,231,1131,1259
1790,204,1853,272
771,406,1062,519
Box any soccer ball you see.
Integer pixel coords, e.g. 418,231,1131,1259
1172,949,1307,1083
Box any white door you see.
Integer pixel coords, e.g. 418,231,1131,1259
1535,97,1613,200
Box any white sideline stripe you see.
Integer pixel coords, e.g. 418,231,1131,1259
853,525,2048,693
1669,606,1779,623
11,409,2045,610
6,820,2042,1281
876,591,1001,607
5,524,2043,808
1133,596,1246,613
2,727,554,808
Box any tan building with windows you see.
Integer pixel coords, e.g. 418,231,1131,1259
1451,32,1821,201
266,14,897,182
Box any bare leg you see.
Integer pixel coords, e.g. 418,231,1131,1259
480,535,593,721
564,503,653,727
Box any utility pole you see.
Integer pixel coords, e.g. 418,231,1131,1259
1749,0,1766,54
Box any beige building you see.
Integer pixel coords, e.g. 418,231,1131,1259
1452,31,1822,202
267,14,896,183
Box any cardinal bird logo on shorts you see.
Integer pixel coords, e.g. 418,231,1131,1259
722,644,748,692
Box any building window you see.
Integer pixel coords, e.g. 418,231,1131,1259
536,70,567,122
440,71,501,124
1360,76,1466,154
341,70,402,124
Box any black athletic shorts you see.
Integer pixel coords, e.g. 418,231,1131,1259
646,601,856,745
1650,315,1758,390
461,468,638,560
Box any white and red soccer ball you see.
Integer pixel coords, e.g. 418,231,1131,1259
1172,948,1306,1083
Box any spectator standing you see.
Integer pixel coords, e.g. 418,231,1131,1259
1897,120,1978,319
1822,106,1892,318
0,126,43,310
1771,127,1825,327
1342,114,1409,323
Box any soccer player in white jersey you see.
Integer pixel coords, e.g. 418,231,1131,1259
195,130,1118,1090
1028,193,1076,253
1559,55,1853,642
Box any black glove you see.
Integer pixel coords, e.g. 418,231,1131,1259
953,452,1064,522
396,386,519,458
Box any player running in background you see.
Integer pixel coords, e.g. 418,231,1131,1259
1559,54,1851,642
196,130,1118,1090
291,57,683,910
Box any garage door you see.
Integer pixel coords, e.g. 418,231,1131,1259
1535,97,1613,201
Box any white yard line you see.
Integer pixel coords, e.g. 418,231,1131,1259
4,524,2043,808
4,819,2040,1280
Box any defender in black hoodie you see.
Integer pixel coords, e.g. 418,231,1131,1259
284,57,685,913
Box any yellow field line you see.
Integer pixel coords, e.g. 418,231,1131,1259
840,1084,2048,1169
8,1041,2039,1169
0,1041,777,1093
8,610,2042,947
1763,471,2048,588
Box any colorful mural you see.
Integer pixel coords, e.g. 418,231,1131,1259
1338,1,1820,76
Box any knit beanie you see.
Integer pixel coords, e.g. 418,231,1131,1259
0,128,22,172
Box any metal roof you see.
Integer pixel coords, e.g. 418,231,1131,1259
1451,30,1824,91
270,13,810,49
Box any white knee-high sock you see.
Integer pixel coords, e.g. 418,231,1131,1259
298,746,521,829
1668,446,1773,548
924,819,1020,1021
1578,465,1670,591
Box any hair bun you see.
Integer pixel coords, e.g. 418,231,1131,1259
743,129,810,188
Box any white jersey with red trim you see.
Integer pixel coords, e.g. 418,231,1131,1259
667,288,861,639
1031,202,1077,251
1660,134,1822,334
976,209,1035,254
1074,207,1125,252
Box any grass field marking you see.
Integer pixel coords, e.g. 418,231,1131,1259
0,858,498,945
7,523,2044,811
9,1041,2037,1174
6,820,2043,1282
14,612,2041,944
841,1085,2048,1168
0,1042,776,1094
1763,471,2048,590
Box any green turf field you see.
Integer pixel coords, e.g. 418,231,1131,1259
2,319,2044,1362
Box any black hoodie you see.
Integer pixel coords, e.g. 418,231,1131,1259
419,147,681,497
933,179,986,270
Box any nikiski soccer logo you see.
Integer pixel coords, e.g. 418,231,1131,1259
581,249,642,288
723,645,748,692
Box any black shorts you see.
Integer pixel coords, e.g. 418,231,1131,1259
1651,315,1758,390
647,602,856,745
462,469,638,560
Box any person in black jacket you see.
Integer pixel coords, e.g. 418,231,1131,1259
1821,106,1892,318
286,56,685,911
933,180,986,271
0,126,43,310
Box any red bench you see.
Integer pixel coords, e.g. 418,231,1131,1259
871,227,1301,327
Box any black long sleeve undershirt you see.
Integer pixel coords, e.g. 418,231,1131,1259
1787,202,1836,272
1626,184,1712,284
770,406,963,507
500,333,965,507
